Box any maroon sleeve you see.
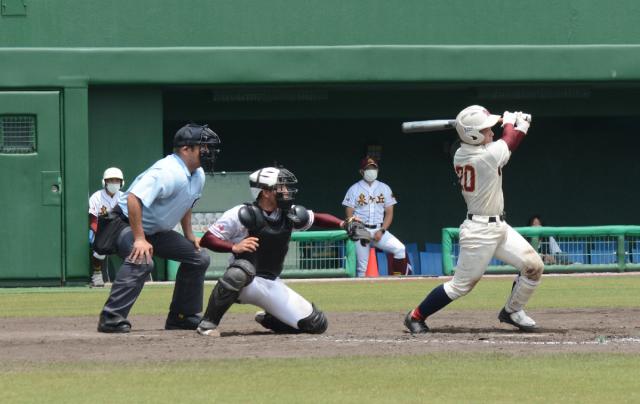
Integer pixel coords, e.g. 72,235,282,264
200,231,234,253
501,124,527,152
313,212,344,229
89,214,98,233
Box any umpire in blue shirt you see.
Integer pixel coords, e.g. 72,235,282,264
98,124,221,333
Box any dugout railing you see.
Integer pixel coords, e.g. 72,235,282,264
167,230,356,280
441,225,640,276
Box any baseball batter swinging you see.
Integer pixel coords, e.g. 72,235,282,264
405,105,544,333
196,166,353,336
342,157,410,276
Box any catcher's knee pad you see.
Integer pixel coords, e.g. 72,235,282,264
219,259,255,292
521,251,544,281
297,304,328,334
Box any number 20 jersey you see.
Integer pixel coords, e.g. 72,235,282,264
453,139,511,216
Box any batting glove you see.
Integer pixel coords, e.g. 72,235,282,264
515,112,531,134
502,111,517,127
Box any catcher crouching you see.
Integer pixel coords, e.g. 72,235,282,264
196,166,369,336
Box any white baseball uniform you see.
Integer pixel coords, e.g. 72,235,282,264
88,188,121,260
445,140,543,312
207,205,316,328
88,189,121,218
342,179,406,276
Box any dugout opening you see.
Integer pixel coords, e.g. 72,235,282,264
161,84,640,250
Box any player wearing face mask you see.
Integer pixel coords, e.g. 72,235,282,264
88,167,125,287
342,157,410,277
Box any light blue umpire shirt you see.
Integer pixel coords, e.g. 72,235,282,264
118,154,205,235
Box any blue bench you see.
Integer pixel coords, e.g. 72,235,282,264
419,252,443,276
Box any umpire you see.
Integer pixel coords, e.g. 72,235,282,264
97,123,221,333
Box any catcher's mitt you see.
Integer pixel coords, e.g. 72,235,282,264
344,218,372,246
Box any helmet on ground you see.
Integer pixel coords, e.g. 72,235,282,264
102,167,124,187
249,167,298,210
455,105,500,145
173,123,222,173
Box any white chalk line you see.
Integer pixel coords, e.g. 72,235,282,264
302,336,640,346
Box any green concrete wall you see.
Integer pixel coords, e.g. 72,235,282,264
2,0,640,281
88,88,163,191
3,1,640,86
3,0,640,47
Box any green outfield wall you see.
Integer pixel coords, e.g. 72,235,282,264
1,0,640,284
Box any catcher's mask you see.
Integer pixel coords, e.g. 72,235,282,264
249,167,298,210
173,124,222,174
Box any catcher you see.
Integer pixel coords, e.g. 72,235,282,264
196,166,370,336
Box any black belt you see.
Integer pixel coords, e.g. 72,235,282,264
364,224,381,229
467,214,505,223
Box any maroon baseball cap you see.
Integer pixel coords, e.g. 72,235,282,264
360,156,379,170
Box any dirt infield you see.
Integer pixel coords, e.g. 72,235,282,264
1,308,639,364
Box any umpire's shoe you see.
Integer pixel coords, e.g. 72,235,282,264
498,308,538,332
196,319,220,337
165,312,202,330
98,313,131,333
404,311,429,334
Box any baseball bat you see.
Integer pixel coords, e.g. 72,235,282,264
401,120,456,133
402,114,531,134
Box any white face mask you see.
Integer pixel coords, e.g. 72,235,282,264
106,183,121,194
363,169,378,182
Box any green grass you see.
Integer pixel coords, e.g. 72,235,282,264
1,354,639,404
0,275,638,318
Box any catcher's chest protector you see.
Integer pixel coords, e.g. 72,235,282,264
238,210,293,279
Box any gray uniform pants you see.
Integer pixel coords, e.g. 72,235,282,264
101,226,210,319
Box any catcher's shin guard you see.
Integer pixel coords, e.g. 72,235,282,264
296,304,328,334
201,259,255,326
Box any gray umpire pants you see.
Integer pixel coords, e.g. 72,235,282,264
101,226,210,319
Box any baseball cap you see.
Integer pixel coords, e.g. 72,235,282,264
173,124,221,147
360,156,379,170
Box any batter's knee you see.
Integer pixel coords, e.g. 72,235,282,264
443,276,481,300
297,304,328,334
521,251,544,281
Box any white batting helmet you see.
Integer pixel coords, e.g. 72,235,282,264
455,105,501,145
102,167,124,187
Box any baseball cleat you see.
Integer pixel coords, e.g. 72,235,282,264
90,272,105,288
165,312,201,330
196,320,220,337
498,308,538,332
404,311,429,334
